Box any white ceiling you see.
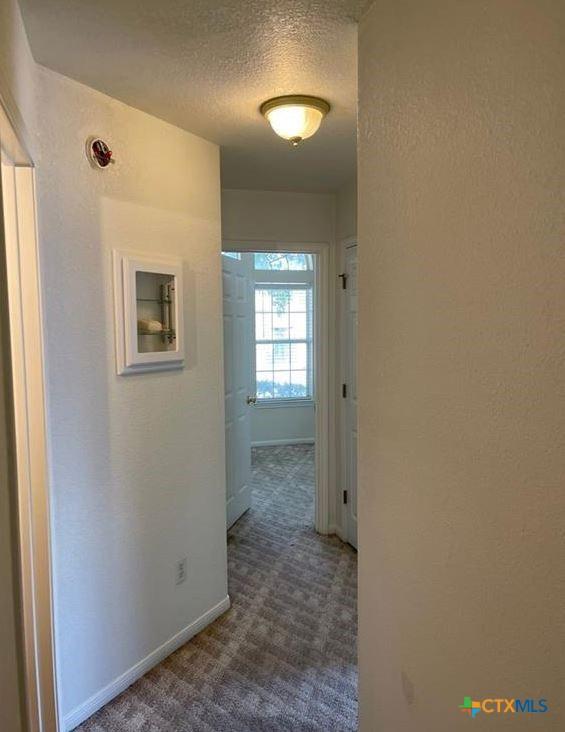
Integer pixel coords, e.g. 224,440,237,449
19,0,364,192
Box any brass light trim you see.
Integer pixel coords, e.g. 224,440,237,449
260,95,331,147
260,95,331,118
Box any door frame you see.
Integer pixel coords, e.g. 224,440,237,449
222,239,333,535
338,236,358,546
0,100,60,731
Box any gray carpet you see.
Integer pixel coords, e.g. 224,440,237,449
77,444,358,731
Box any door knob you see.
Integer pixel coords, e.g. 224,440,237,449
246,395,257,405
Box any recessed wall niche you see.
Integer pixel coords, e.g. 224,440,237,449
136,271,176,353
113,250,185,374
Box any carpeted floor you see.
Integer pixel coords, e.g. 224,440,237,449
77,444,358,731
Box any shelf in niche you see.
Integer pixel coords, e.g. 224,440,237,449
136,298,173,304
138,330,176,336
113,249,184,375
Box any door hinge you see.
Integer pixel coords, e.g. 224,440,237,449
338,273,348,290
343,490,348,505
342,383,347,398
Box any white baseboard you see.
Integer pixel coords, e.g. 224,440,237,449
251,438,315,447
64,595,231,731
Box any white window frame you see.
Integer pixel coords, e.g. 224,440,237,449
253,251,313,271
254,281,314,406
253,265,315,406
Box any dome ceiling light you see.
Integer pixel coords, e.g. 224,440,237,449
260,95,331,147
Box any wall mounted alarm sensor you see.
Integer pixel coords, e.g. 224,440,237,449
86,137,114,169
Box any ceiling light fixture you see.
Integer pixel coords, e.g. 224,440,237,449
260,95,330,147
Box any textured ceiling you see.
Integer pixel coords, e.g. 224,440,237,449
19,0,364,192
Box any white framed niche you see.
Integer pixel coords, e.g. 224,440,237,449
113,250,185,375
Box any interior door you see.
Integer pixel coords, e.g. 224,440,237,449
222,252,253,528
344,245,358,548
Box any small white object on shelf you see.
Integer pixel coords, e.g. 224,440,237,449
138,318,163,333
113,250,184,375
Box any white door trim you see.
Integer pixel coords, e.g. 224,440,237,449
338,236,358,544
222,238,334,535
1,102,60,731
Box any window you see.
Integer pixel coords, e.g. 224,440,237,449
221,251,241,260
255,285,313,400
254,252,313,271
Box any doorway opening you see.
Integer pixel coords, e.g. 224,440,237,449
222,245,330,533
219,245,357,730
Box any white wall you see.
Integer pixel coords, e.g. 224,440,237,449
0,2,36,730
39,72,228,724
1,0,228,726
222,189,333,449
251,406,314,446
336,179,357,242
222,188,335,244
358,1,565,730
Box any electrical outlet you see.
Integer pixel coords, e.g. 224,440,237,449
175,557,187,586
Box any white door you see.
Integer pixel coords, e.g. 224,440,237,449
222,253,253,528
344,245,358,548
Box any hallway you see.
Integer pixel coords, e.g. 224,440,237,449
78,445,358,731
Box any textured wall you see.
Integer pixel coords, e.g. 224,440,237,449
251,406,315,446
221,188,335,244
0,1,35,730
358,0,565,729
336,180,357,242
32,67,228,720
0,0,36,149
2,0,228,721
